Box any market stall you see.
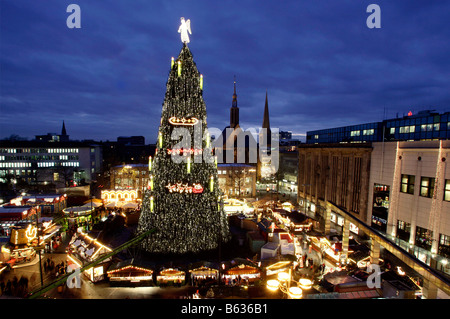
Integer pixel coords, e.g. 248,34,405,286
288,211,313,233
156,268,186,286
189,265,219,286
63,206,95,231
66,231,112,282
309,236,341,264
107,259,154,286
265,260,293,278
223,264,261,286
261,242,279,260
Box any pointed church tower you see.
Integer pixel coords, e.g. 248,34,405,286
61,121,67,136
59,120,69,142
261,90,271,147
230,76,239,129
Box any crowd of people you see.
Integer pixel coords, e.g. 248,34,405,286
0,275,29,298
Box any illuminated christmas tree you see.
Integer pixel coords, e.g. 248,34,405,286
137,42,230,255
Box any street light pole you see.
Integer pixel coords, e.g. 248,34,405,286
34,203,43,287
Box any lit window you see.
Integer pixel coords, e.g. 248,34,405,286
434,123,440,131
400,174,415,195
420,177,435,198
390,127,395,134
444,180,450,202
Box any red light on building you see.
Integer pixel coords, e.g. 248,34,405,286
408,111,413,116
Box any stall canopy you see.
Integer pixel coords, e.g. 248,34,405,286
81,201,102,208
261,242,279,260
63,206,94,217
120,202,138,209
226,264,260,276
107,258,154,284
156,268,186,284
265,260,293,276
189,266,219,278
188,261,219,277
105,202,117,208
67,231,112,264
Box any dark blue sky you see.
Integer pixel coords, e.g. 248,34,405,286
1,0,449,143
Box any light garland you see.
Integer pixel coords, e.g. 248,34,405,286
102,189,137,201
107,265,153,275
136,43,231,255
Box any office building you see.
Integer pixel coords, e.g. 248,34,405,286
307,110,450,144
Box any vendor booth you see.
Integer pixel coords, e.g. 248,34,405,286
261,242,279,260
189,265,219,286
265,260,293,277
156,268,186,287
223,263,261,286
67,231,112,282
309,236,341,264
107,259,154,286
63,206,95,232
288,211,313,233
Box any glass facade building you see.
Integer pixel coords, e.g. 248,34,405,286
307,110,450,144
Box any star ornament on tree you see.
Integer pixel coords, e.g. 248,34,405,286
178,17,192,43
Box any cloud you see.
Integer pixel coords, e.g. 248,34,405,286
1,0,449,142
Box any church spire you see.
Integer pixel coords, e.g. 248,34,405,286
262,90,270,130
61,120,67,136
261,90,271,147
232,75,237,108
230,76,239,129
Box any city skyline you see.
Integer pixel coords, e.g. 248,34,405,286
1,0,449,143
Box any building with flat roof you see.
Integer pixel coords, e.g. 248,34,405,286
0,140,102,188
307,110,450,144
367,140,450,273
297,143,372,224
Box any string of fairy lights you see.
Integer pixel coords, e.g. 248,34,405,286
137,44,230,254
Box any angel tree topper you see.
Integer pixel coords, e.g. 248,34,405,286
178,17,192,43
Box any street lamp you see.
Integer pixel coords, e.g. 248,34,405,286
265,268,311,299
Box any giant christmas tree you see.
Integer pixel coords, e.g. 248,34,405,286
137,21,230,255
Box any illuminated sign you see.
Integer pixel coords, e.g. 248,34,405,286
25,224,37,241
165,183,204,194
168,117,199,126
167,148,203,155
